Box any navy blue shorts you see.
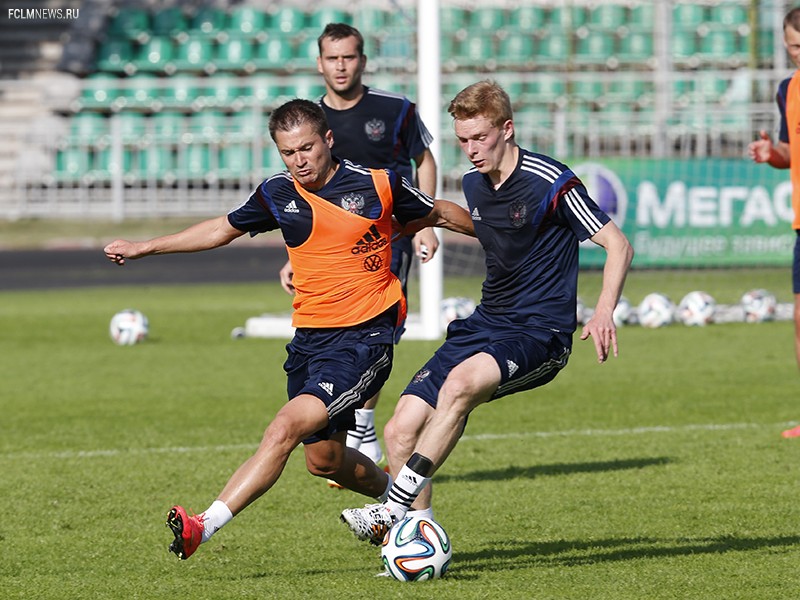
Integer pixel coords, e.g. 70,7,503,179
285,310,396,444
402,306,571,408
793,231,800,294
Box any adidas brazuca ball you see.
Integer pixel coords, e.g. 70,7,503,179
677,291,716,326
637,293,675,328
740,288,777,323
381,516,452,582
109,309,149,346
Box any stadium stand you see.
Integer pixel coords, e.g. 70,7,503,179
0,0,792,219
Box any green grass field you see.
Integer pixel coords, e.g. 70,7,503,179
2,269,800,599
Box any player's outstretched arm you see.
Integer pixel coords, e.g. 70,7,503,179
104,216,245,265
402,199,475,239
580,220,634,363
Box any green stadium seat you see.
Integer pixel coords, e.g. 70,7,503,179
151,7,189,40
699,29,737,62
151,111,185,140
173,37,214,74
176,143,212,180
694,76,729,102
508,6,546,31
294,36,320,65
307,8,349,30
79,73,122,109
536,35,569,63
710,2,748,27
69,112,108,142
203,75,244,108
574,31,614,63
469,7,507,32
230,110,264,139
92,145,133,181
252,34,295,70
528,74,566,101
213,36,255,73
55,146,91,180
228,7,267,38
671,29,697,61
161,75,202,108
132,37,176,75
440,7,469,34
190,110,226,139
587,4,626,29
241,75,276,107
454,35,497,70
270,7,306,35
190,7,227,38
548,5,586,29
353,7,386,34
219,142,253,179
108,8,150,43
628,4,655,28
114,112,146,142
673,3,705,28
617,30,654,63
137,142,175,180
571,79,604,102
497,33,535,69
96,39,134,73
288,77,326,100
119,73,161,109
607,78,649,102
377,32,413,68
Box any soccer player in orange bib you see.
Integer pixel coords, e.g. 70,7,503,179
103,99,474,560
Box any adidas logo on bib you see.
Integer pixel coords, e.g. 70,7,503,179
284,200,300,213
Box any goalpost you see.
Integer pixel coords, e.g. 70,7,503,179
243,0,444,340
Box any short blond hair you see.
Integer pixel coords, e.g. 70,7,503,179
447,80,512,129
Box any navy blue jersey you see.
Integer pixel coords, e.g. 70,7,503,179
462,148,610,335
227,159,434,247
319,86,433,182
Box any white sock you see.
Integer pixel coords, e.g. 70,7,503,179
201,500,233,543
407,507,434,521
386,464,430,521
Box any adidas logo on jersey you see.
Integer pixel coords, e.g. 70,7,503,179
284,200,300,213
471,207,482,221
318,381,334,395
351,224,388,254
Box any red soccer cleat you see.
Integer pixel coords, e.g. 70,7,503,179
166,505,204,560
782,425,800,439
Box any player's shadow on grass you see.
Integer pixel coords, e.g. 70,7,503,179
435,456,671,484
449,534,800,576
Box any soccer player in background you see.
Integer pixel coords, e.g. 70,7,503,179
278,23,440,469
340,80,634,544
103,99,474,560
748,7,800,439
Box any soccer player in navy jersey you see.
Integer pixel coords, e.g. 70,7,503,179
103,99,474,560
341,80,634,545
279,22,439,468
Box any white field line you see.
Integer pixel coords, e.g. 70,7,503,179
2,421,796,462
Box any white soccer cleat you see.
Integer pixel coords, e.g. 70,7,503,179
340,503,395,545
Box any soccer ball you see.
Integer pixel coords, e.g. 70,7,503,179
576,296,586,325
740,288,777,323
440,296,475,329
381,516,452,582
637,293,675,328
613,295,632,326
109,309,149,345
677,291,716,326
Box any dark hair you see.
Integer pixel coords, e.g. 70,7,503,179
785,7,800,31
448,80,513,129
317,22,364,56
268,99,329,142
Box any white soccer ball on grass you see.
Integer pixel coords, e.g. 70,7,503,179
740,288,777,323
637,293,675,328
381,515,452,581
677,291,716,326
109,309,149,345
